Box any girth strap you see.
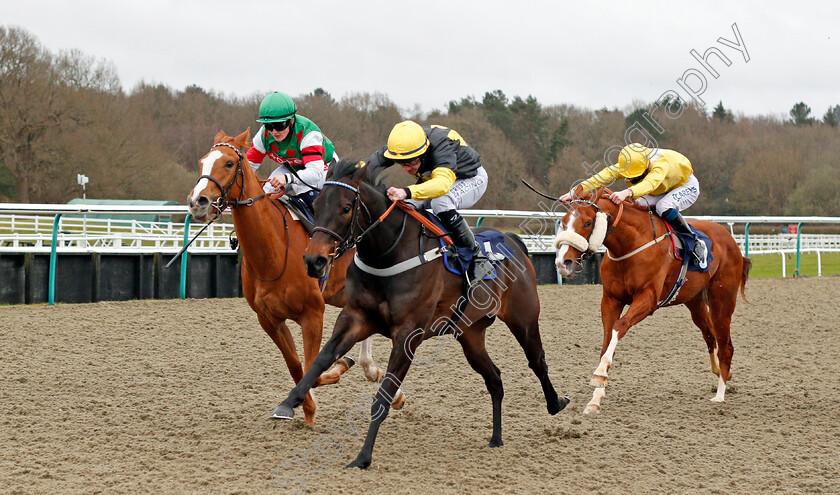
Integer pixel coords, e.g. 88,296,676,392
353,247,444,277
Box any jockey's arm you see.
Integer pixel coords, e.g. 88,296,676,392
628,164,667,199
246,127,268,170
285,130,328,187
575,166,621,196
405,167,456,200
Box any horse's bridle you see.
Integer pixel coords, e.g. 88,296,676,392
561,198,624,265
312,181,374,260
313,180,410,261
195,142,270,220
192,141,293,282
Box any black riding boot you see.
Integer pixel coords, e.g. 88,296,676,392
662,208,706,262
438,210,489,285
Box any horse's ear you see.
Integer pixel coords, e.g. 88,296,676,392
213,130,226,144
349,160,369,184
233,128,251,150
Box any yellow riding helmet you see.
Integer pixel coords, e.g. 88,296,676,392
615,143,652,178
384,121,429,160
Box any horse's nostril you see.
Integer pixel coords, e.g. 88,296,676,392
196,196,209,208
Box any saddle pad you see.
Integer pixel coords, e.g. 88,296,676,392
420,210,515,279
668,224,714,273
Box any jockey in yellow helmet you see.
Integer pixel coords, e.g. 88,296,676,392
368,120,491,285
560,143,707,263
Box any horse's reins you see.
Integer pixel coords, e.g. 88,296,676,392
314,180,453,270
171,142,291,281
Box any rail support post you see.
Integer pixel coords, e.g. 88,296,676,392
48,214,62,305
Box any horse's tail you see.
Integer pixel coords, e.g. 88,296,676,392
740,256,752,303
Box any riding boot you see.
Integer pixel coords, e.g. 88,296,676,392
438,210,490,285
661,208,706,263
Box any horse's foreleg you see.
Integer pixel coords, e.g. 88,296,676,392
347,329,420,469
272,310,369,421
585,292,653,415
258,316,318,425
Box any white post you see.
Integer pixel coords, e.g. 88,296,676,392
781,251,786,278
817,250,822,277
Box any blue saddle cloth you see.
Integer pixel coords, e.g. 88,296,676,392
421,211,515,279
668,224,714,273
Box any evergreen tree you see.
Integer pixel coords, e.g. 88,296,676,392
712,101,734,123
789,102,815,125
823,105,840,127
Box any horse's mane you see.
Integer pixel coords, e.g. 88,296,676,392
329,158,389,195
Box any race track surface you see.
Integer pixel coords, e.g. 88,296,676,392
2,277,839,494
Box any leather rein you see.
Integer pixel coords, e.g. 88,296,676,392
313,180,453,264
191,141,291,282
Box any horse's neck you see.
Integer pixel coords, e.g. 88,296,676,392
356,187,425,264
602,202,666,255
231,167,291,265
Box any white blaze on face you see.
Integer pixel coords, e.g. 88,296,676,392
190,150,223,203
555,211,579,270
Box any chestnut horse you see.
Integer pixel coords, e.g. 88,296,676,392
270,160,569,469
187,129,388,426
554,187,750,414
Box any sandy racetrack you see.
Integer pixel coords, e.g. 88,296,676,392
2,277,839,494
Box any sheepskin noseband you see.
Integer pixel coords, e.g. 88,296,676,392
553,212,607,252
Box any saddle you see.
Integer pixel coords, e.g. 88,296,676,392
664,222,713,273
277,195,315,235
657,222,714,307
421,211,511,281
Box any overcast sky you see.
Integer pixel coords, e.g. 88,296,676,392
5,0,839,119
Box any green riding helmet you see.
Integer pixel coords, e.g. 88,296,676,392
257,92,297,123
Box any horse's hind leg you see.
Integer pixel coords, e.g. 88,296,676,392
259,316,318,426
357,337,383,382
685,295,720,377
357,336,406,409
457,325,505,447
502,310,568,415
707,283,738,402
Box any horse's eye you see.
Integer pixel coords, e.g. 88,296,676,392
342,205,352,214
584,220,592,228
225,160,235,169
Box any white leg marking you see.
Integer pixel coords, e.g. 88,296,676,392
357,337,381,383
711,375,726,402
189,150,222,202
585,387,606,414
593,329,620,377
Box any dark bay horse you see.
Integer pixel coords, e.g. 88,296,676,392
187,129,387,426
271,159,568,469
554,186,750,414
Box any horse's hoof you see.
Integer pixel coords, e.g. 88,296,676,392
270,404,295,420
346,457,371,470
391,392,406,410
488,438,504,448
583,404,601,415
548,396,571,415
590,374,608,387
710,397,725,403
